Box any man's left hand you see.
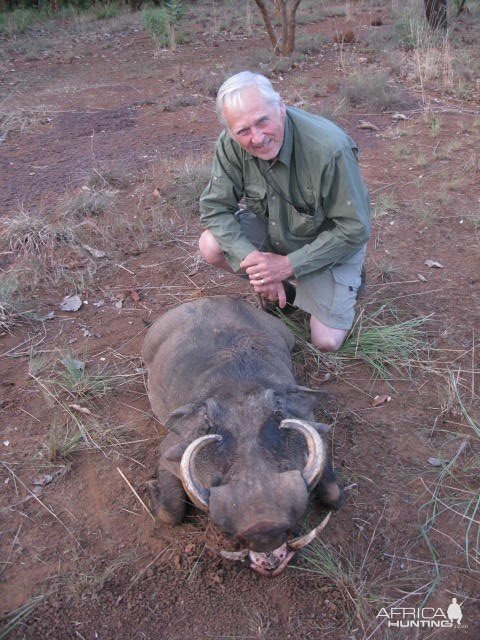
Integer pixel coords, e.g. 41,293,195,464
240,250,293,285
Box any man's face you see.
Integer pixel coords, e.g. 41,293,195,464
222,87,286,161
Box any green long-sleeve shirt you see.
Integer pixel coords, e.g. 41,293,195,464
199,107,371,278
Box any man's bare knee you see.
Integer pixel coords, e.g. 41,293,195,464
310,317,346,352
312,334,344,352
199,230,225,266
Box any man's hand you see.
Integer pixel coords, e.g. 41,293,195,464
252,280,287,308
240,250,293,285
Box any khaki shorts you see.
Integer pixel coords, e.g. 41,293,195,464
236,210,365,331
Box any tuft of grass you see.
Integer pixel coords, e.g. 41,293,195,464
375,262,399,283
340,70,410,112
338,308,430,380
59,190,113,219
0,274,32,334
1,207,74,255
44,352,133,403
32,352,142,460
294,517,435,637
0,8,41,36
281,306,430,381
0,595,46,640
0,105,52,144
419,371,480,575
165,156,212,219
372,192,400,218
94,1,119,21
88,167,132,191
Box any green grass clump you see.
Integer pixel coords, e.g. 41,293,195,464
94,1,119,21
0,595,46,640
281,305,429,380
0,8,41,36
51,352,130,402
141,6,168,47
339,311,429,379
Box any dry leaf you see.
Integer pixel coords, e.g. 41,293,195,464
428,457,444,467
130,290,140,303
153,188,161,198
82,244,107,259
68,404,93,416
424,259,444,268
372,394,392,407
357,121,379,131
392,113,408,120
417,273,427,282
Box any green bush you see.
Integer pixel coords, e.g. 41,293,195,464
141,6,168,47
94,2,119,21
0,8,40,35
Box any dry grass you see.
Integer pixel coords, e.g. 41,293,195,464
294,513,435,638
1,207,74,255
419,369,480,578
58,190,113,219
0,274,33,334
340,70,410,112
0,105,51,144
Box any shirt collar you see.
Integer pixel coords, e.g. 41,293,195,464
276,111,293,168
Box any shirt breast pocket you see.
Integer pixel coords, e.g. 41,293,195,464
244,188,268,217
287,206,323,238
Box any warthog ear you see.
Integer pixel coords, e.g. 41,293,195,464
165,399,220,436
164,442,187,462
285,385,328,418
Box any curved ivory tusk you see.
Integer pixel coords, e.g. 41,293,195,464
288,512,332,550
219,549,250,561
180,434,222,510
279,418,326,488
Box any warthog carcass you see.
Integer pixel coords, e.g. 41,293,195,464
143,296,343,576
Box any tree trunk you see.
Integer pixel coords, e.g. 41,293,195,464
253,0,280,52
253,0,303,56
284,0,302,56
424,0,448,31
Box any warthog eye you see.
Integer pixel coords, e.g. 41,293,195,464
190,429,235,486
258,417,308,472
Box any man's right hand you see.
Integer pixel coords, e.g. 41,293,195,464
251,279,287,308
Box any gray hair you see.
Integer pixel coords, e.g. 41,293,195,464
216,71,282,127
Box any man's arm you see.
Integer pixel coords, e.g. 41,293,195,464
287,145,371,279
199,136,257,272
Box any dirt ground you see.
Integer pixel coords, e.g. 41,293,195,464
1,2,479,639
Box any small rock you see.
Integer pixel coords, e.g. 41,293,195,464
424,259,444,269
59,295,82,312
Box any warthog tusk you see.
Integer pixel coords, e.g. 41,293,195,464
180,434,222,510
288,512,331,550
279,418,326,488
